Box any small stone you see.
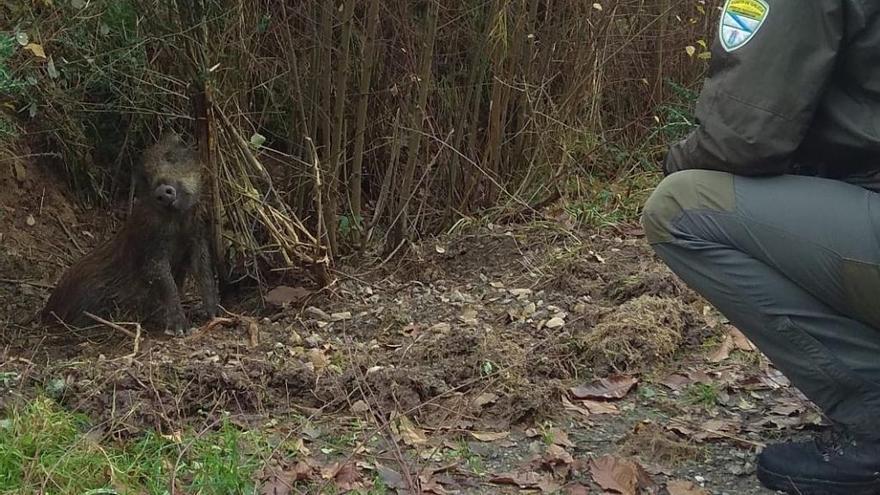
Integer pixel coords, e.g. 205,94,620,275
351,400,370,413
545,317,565,329
305,334,323,348
306,306,331,321
459,308,479,326
307,349,329,370
510,288,532,298
430,322,451,332
331,311,352,321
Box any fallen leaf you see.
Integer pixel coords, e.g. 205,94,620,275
396,415,428,446
470,431,509,442
542,444,574,467
260,462,315,495
265,286,312,306
562,482,591,495
770,402,803,416
474,392,499,408
548,427,575,447
26,214,36,226
579,399,620,415
667,479,709,495
24,43,46,58
728,326,756,351
687,369,713,384
332,462,362,491
708,334,734,363
249,132,266,149
47,55,59,78
571,375,638,400
490,471,546,489
259,475,293,495
762,366,791,389
660,373,692,391
13,162,26,181
419,472,451,494
698,419,741,441
589,455,653,495
709,326,756,362
377,464,409,491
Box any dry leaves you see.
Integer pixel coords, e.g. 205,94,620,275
321,462,363,492
395,415,428,446
470,430,510,442
377,464,410,491
709,326,756,362
667,479,709,495
589,455,654,495
570,375,638,400
490,471,559,493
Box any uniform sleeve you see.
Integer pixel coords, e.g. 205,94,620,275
665,0,845,176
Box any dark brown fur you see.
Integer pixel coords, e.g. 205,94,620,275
42,132,218,335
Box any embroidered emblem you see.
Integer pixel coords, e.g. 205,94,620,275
719,0,769,52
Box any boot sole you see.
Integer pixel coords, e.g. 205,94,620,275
757,464,880,495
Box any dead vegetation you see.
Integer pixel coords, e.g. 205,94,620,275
575,295,696,373
1,0,712,293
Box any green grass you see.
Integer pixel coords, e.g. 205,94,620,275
0,397,272,495
684,383,720,409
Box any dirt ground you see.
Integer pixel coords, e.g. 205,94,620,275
0,158,819,494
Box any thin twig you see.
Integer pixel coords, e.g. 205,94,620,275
83,311,139,340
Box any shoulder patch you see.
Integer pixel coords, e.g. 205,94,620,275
719,0,770,52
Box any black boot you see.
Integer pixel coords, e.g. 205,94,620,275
757,425,880,494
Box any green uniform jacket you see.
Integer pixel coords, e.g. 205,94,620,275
665,0,880,182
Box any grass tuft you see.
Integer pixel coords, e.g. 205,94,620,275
0,397,272,494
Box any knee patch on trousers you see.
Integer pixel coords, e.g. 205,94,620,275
641,169,736,244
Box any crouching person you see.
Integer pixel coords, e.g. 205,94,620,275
642,1,880,493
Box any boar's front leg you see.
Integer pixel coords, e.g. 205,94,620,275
147,258,189,336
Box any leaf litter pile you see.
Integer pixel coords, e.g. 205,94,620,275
2,224,825,493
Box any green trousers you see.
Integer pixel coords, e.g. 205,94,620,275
641,170,880,437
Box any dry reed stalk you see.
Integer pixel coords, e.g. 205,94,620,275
386,1,438,251
349,0,381,244
324,0,357,258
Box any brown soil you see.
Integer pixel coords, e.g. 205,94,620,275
0,155,809,494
